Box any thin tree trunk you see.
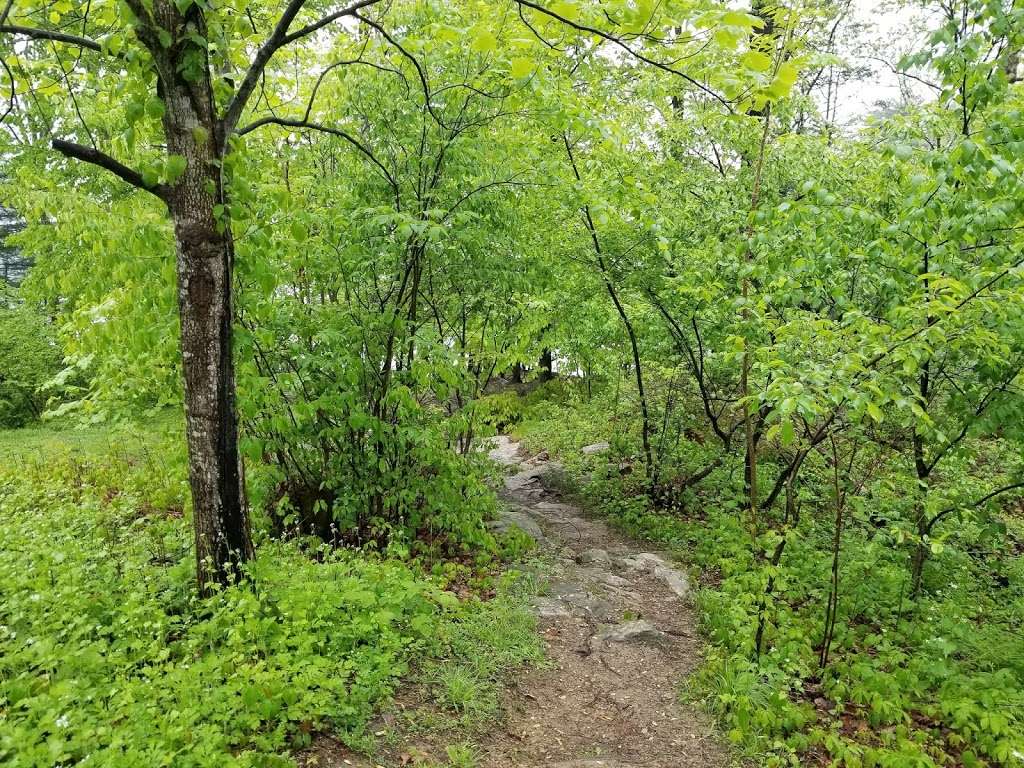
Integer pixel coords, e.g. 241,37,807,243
538,348,554,381
819,436,845,668
741,111,772,532
562,135,653,475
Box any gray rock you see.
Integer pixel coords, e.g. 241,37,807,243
487,507,544,540
654,565,691,599
547,579,587,600
593,571,631,588
486,435,520,465
546,580,616,620
580,441,611,455
619,552,667,573
504,465,546,491
591,620,670,650
578,548,612,567
566,594,616,621
532,597,571,619
534,501,577,513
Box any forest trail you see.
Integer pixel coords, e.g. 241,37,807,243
299,437,730,768
475,437,729,768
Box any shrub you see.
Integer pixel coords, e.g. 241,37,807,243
0,297,62,427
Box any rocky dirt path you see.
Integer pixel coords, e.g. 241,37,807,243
298,438,729,768
479,436,729,768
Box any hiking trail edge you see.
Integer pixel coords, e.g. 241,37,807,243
474,436,729,768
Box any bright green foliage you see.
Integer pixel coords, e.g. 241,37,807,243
0,294,62,426
6,181,178,415
2,0,1023,765
515,383,1024,766
0,440,467,767
495,2,1024,762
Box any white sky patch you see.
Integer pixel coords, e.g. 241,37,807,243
832,0,937,124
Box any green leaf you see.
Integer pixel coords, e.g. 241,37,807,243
741,51,772,72
145,97,165,120
767,62,799,98
510,57,534,78
780,419,795,446
867,402,884,423
125,100,145,125
551,1,579,21
470,29,497,54
164,155,188,183
722,10,757,28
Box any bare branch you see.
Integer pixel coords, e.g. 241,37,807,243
867,55,942,91
0,55,15,125
928,480,1024,532
282,0,382,44
441,176,536,221
0,24,106,53
236,116,399,201
353,11,436,119
513,0,731,110
51,138,167,199
221,0,384,141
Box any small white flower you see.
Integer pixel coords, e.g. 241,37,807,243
55,714,70,729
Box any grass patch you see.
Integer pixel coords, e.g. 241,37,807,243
426,573,543,723
405,570,544,735
0,412,181,462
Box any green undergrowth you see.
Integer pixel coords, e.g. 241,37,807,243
371,569,545,762
421,573,544,729
511,387,1024,768
0,425,543,767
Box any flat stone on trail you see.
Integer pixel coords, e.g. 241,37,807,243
580,441,611,455
591,619,670,650
534,500,577,512
578,548,612,567
618,553,690,599
532,597,572,619
654,565,691,599
504,465,547,491
486,435,521,465
589,571,631,588
488,506,544,541
546,580,616,620
619,552,668,573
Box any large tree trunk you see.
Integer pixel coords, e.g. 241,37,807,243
150,0,253,594
170,201,253,594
